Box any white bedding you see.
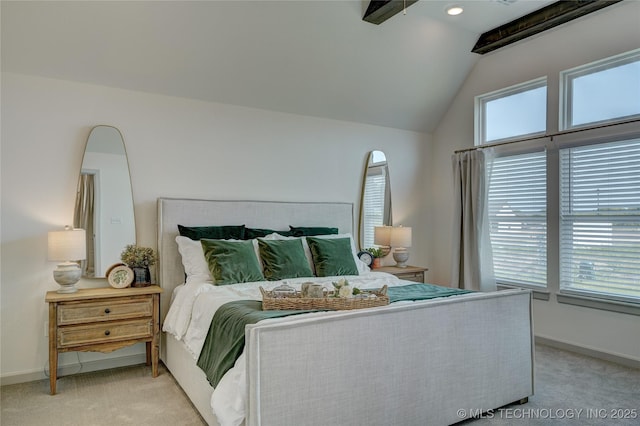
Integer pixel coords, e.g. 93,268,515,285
162,271,411,426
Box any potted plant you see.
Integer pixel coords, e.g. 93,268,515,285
366,247,384,269
120,245,156,287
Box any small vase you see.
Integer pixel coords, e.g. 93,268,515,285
131,266,151,287
372,258,381,269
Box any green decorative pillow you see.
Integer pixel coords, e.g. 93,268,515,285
245,227,293,239
289,226,339,237
200,239,264,285
306,237,359,277
257,239,313,280
178,224,246,241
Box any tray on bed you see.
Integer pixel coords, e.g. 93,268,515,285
260,285,389,311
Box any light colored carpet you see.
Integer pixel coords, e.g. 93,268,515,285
1,363,206,426
459,344,640,426
1,344,638,425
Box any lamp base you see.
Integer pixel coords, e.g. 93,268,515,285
53,262,81,293
393,248,410,268
378,245,391,257
56,283,79,294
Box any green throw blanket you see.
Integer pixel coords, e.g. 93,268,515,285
197,283,472,387
196,301,314,387
387,283,472,303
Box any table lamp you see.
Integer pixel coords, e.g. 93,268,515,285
390,226,412,268
374,226,392,257
48,226,86,293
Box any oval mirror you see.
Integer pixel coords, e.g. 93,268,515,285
74,126,136,278
358,150,392,250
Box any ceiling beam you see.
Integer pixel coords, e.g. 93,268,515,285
363,0,419,25
472,0,624,55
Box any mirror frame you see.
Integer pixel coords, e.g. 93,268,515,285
74,125,136,278
358,150,392,250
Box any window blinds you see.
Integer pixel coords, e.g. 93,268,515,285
362,166,386,248
560,138,640,300
488,151,547,287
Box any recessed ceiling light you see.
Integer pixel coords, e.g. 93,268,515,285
447,6,464,16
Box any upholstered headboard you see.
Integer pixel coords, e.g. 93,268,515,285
156,198,353,319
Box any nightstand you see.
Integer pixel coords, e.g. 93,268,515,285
374,265,428,283
45,285,162,395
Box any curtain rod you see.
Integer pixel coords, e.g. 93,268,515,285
454,118,640,154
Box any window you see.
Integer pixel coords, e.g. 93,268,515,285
488,151,547,288
560,138,640,301
561,49,640,130
478,49,640,310
476,78,547,145
362,160,388,248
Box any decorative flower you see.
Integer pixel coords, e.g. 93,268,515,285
338,284,353,298
120,245,156,268
333,278,348,288
332,278,359,298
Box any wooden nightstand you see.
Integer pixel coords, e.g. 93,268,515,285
374,265,428,283
45,285,162,395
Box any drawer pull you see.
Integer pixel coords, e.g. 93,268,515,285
104,330,111,336
104,308,111,314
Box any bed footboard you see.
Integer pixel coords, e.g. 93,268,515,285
245,289,533,426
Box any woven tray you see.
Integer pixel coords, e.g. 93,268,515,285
260,285,389,311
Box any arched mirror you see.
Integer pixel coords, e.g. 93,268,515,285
74,125,135,278
358,150,392,250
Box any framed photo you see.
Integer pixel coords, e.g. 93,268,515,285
106,263,134,289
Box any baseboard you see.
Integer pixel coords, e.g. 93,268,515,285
0,353,147,386
535,336,640,369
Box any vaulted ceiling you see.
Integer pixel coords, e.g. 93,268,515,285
2,0,574,133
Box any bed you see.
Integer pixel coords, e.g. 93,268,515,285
157,198,534,426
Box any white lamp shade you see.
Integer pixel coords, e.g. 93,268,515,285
48,228,86,261
374,226,392,246
390,226,412,248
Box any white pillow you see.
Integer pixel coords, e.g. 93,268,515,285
175,236,211,283
263,232,368,275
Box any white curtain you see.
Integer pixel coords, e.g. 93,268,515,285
451,149,496,291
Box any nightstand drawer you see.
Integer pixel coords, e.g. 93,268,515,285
58,319,153,348
376,266,428,283
58,296,153,325
396,271,424,282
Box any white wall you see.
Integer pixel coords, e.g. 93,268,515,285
430,2,640,362
0,73,430,382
